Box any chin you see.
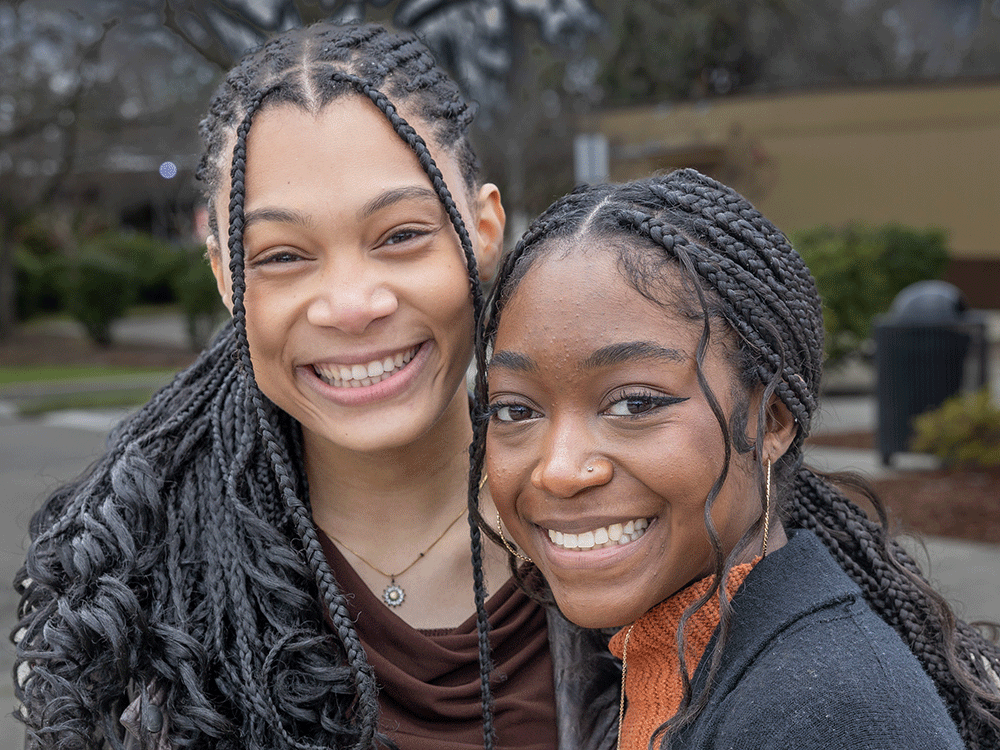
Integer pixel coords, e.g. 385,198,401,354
556,598,643,631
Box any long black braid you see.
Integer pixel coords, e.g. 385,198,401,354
15,21,495,750
472,169,1000,749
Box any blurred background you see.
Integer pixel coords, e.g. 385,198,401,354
1,0,998,747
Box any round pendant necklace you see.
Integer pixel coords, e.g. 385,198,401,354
325,475,486,608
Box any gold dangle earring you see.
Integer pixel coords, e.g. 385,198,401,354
481,472,532,563
761,457,772,558
496,510,532,563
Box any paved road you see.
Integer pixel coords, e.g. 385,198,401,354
1,399,998,749
1,413,118,750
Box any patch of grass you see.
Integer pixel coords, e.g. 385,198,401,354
17,389,158,417
0,365,175,385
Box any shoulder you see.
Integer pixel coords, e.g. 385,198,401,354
683,531,964,750
706,599,963,749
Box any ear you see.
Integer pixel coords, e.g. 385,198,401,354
207,234,234,314
473,182,505,283
761,394,797,464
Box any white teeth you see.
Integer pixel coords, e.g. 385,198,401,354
313,346,419,388
547,518,650,551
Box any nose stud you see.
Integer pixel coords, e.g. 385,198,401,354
586,466,595,472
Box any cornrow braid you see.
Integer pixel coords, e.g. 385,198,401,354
16,20,494,750
197,22,480,240
474,168,1000,749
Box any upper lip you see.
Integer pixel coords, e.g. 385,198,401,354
306,341,422,367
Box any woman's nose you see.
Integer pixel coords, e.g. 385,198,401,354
305,265,398,335
530,420,613,498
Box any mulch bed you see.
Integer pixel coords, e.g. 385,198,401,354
808,432,1000,544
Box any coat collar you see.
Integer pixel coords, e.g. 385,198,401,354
688,529,861,700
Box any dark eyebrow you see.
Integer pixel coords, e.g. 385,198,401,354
583,341,687,369
243,207,314,232
488,350,538,374
359,186,441,219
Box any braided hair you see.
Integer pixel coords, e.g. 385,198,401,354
471,169,1000,749
15,21,497,750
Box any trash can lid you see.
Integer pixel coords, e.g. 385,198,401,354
888,280,967,323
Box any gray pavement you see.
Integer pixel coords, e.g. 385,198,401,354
806,393,1000,627
0,373,997,747
1,414,117,750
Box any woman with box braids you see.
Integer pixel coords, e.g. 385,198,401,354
475,169,1000,749
15,21,614,750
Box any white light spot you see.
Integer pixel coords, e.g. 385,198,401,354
159,161,177,179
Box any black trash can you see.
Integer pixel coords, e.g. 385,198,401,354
874,281,989,465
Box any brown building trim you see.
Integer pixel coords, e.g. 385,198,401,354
945,258,1000,310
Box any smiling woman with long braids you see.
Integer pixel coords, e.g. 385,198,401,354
473,170,1000,750
12,22,620,750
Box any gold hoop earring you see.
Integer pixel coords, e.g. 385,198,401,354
496,510,532,563
761,457,772,558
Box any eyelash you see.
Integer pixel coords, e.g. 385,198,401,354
489,401,539,423
249,249,302,267
384,227,430,246
488,390,686,424
603,389,687,417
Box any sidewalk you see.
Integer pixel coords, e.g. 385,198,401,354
807,393,1000,625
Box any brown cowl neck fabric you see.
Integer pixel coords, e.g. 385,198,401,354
317,527,558,750
608,561,757,750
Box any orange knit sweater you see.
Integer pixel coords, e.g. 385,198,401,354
607,562,757,750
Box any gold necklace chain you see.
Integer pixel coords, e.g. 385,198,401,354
616,623,636,750
325,474,487,608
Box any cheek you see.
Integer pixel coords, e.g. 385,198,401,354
485,430,534,520
485,434,513,507
430,262,475,314
241,283,302,396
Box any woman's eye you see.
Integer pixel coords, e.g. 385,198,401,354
605,392,686,417
384,228,427,246
491,403,539,423
252,249,301,266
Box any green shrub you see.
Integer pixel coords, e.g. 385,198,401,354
910,388,1000,468
790,224,949,366
14,250,65,320
62,251,137,346
12,218,70,321
84,230,185,305
172,246,227,349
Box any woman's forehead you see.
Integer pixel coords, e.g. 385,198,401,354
210,98,465,236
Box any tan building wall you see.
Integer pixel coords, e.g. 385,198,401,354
586,81,1000,307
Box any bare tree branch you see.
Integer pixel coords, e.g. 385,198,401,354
162,2,237,70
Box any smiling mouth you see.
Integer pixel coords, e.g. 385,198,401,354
312,345,419,388
546,518,650,550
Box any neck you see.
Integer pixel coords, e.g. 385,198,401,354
305,388,474,545
301,388,510,629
